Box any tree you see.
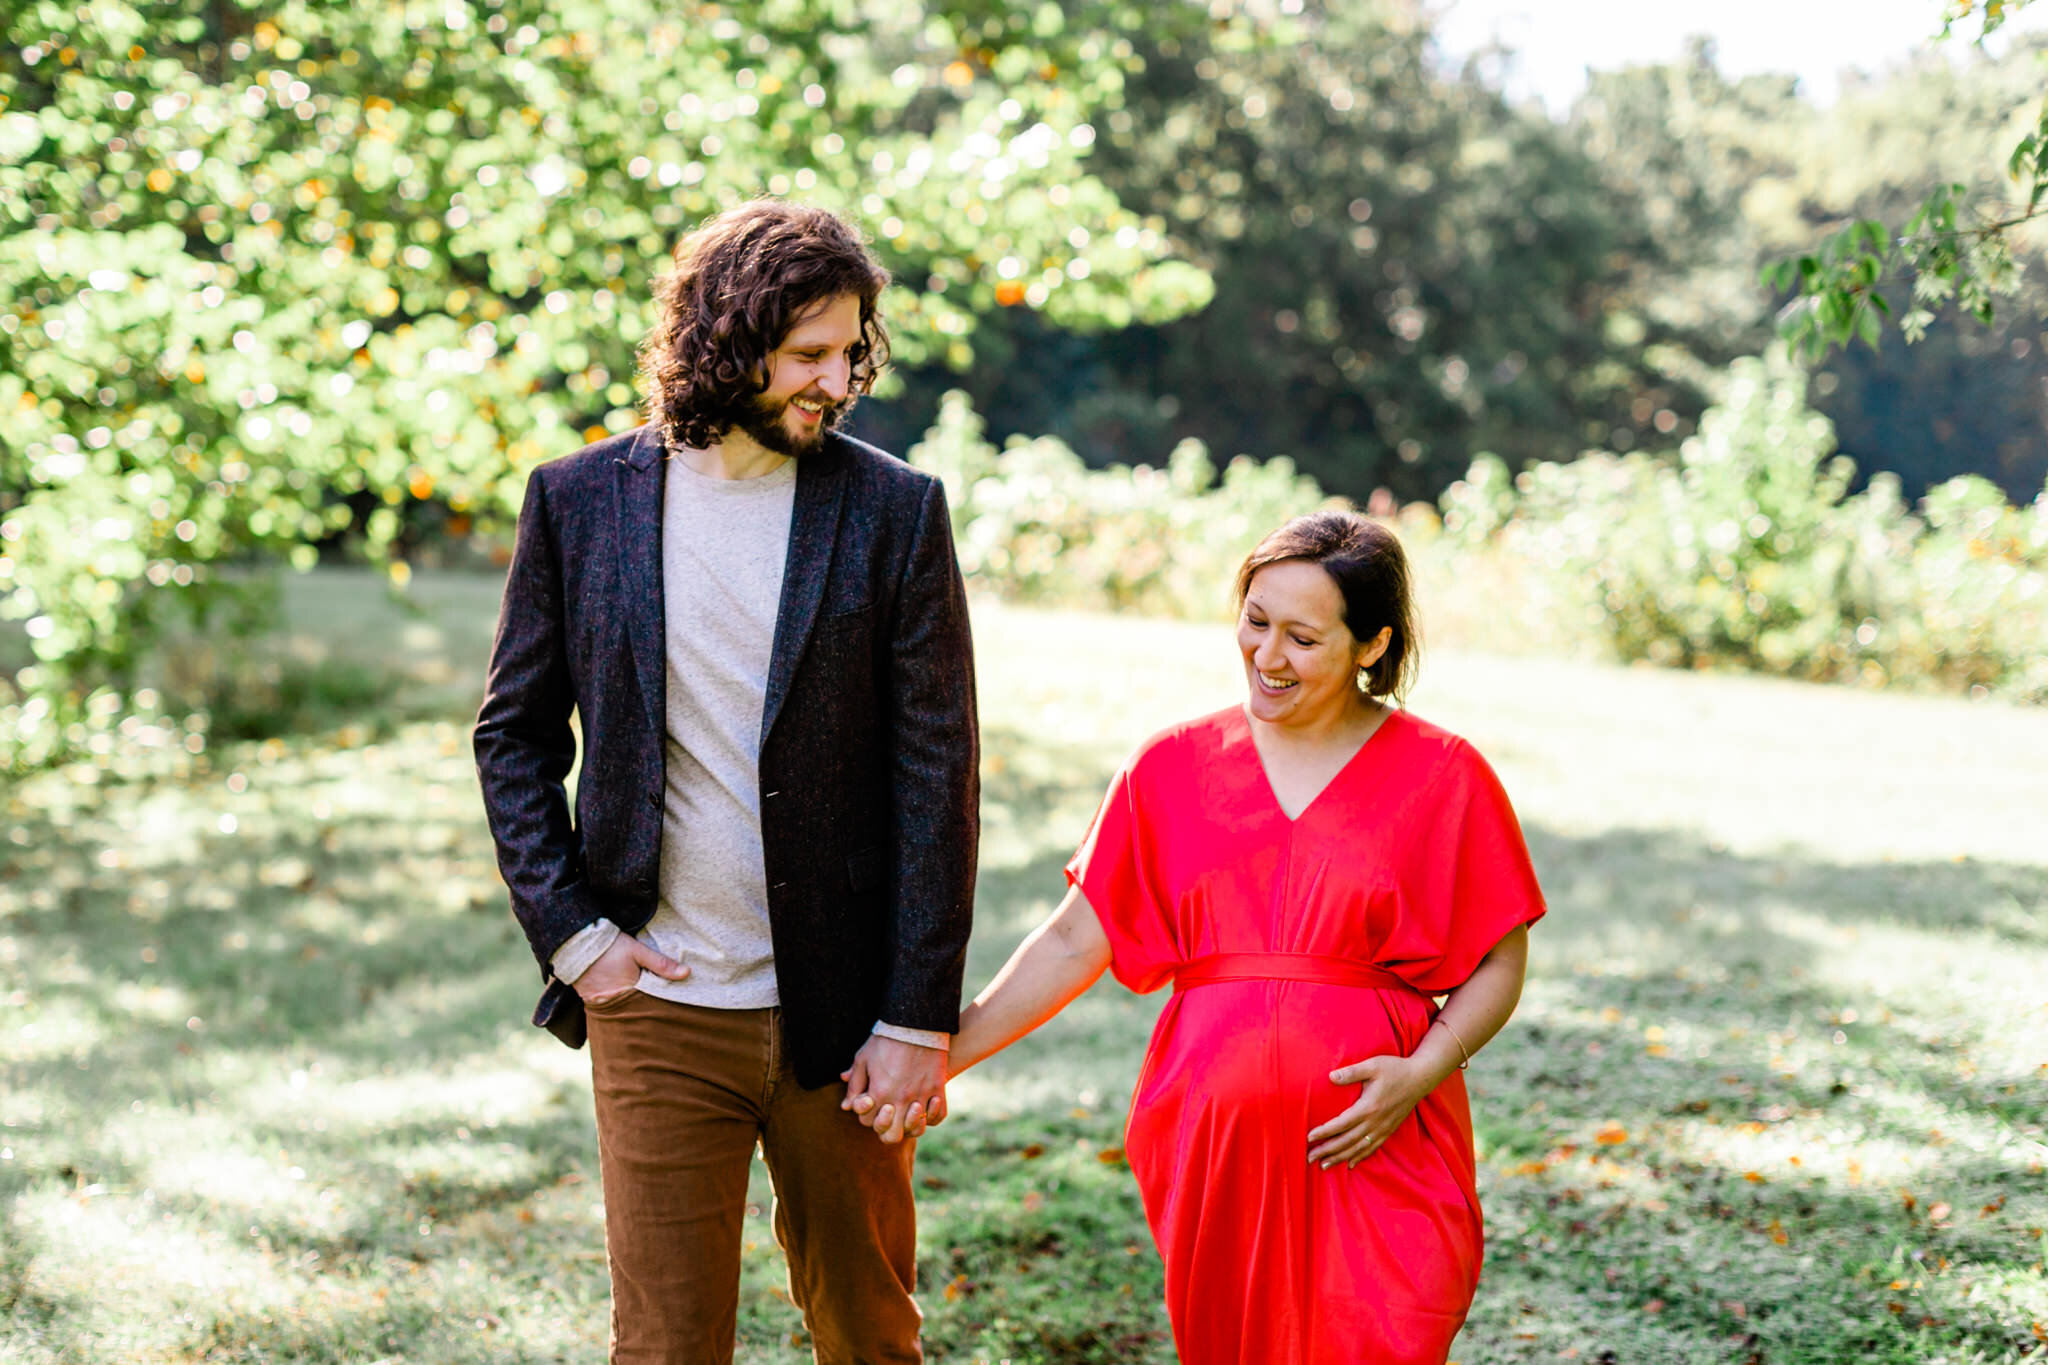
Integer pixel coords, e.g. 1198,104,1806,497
1576,35,2048,499
0,0,1216,765
1769,0,2048,356
889,1,1703,503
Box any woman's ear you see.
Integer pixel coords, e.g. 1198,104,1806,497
1355,625,1393,674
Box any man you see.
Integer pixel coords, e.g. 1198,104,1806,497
473,200,978,1364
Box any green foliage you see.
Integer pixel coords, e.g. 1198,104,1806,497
1443,348,2048,700
908,390,1338,617
1773,2,2048,356
1569,33,2048,503
923,0,1700,502
0,0,1215,765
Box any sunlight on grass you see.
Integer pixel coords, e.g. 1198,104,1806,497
5,584,2046,1363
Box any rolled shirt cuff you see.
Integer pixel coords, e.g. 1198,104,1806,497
550,918,621,985
871,1020,951,1052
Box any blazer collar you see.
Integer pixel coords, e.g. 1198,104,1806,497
761,435,849,742
617,427,667,739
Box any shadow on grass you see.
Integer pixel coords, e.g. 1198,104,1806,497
4,723,2044,1364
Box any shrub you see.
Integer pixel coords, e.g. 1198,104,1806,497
1441,348,2047,700
908,391,1341,620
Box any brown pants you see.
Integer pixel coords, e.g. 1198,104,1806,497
585,991,922,1365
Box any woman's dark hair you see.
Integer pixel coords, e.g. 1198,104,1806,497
1233,510,1419,700
638,200,891,451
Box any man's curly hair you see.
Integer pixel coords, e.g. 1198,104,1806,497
638,200,891,452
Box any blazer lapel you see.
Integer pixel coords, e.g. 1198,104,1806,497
761,438,849,743
616,425,667,741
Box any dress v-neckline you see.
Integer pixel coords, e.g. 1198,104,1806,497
1243,704,1400,824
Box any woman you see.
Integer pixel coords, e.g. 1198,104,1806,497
899,511,1545,1362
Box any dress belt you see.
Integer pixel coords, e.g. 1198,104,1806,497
1171,952,1422,996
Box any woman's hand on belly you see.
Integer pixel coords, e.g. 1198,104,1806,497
1305,1052,1437,1169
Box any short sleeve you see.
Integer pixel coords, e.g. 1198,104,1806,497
1065,761,1180,995
1389,741,1546,993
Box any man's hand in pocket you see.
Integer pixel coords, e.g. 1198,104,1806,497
576,934,689,1003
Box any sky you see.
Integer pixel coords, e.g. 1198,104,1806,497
1428,0,2048,112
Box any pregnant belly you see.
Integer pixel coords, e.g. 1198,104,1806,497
1130,979,1431,1151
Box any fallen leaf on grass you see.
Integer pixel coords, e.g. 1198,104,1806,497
1021,1191,1043,1212
1595,1122,1627,1145
1097,1147,1125,1166
942,1274,969,1302
1019,1143,1045,1160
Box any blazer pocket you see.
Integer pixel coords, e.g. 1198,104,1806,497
847,846,886,894
825,597,873,620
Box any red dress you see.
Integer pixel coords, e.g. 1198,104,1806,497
1066,705,1545,1364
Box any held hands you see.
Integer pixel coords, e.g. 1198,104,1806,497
839,1035,949,1145
573,933,689,1004
1306,1052,1437,1169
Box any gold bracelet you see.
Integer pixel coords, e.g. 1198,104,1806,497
1435,1015,1472,1070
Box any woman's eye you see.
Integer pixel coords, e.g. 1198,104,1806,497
1292,636,1315,648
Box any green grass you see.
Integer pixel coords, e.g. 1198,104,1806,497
4,573,2046,1362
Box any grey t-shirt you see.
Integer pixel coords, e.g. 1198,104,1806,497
549,453,792,1007
637,453,795,1006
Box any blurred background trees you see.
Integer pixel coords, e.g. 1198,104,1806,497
0,0,1215,759
4,0,2046,766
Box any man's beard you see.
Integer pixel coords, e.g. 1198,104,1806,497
734,389,844,458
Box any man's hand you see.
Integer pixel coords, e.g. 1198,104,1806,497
573,933,688,1003
839,1035,948,1144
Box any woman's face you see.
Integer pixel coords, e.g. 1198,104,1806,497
1236,560,1389,728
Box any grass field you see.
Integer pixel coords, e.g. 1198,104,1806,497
3,570,2046,1363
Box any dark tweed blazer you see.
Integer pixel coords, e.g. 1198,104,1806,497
472,424,979,1088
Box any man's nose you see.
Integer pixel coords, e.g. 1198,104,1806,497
817,357,850,400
